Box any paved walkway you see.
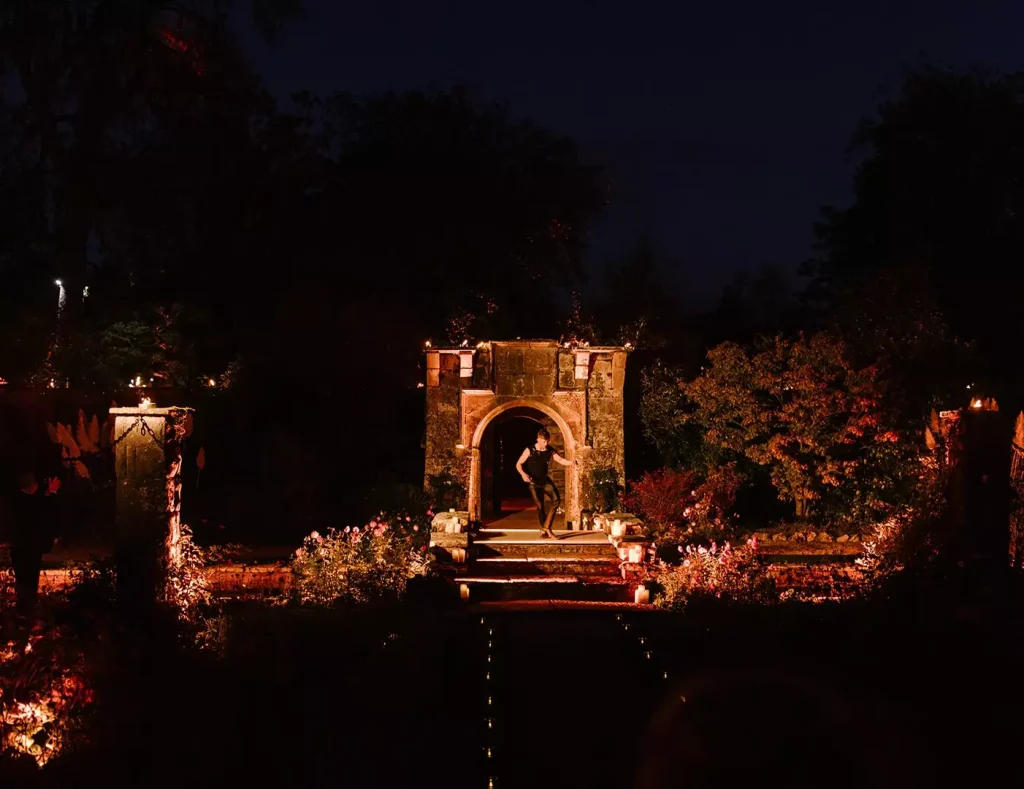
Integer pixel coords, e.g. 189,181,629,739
485,507,566,530
474,528,609,545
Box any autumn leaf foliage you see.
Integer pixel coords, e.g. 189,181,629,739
681,334,885,518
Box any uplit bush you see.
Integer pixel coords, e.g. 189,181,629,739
856,452,949,582
291,515,431,606
624,465,742,543
688,463,742,540
623,469,696,542
164,524,212,627
0,568,107,768
653,538,774,611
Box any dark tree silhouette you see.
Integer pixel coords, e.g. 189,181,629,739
807,66,1024,408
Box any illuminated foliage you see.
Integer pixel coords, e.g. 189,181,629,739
290,516,431,607
653,538,775,611
624,465,742,543
666,334,886,519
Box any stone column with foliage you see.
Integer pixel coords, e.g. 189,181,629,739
110,405,193,612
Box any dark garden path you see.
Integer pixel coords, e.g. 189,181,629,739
461,609,674,789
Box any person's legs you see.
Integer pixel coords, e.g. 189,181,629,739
529,482,547,528
542,480,561,533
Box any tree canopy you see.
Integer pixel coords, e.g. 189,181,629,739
645,333,890,520
808,66,1024,408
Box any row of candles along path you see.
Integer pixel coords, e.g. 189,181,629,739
481,615,498,789
616,612,671,682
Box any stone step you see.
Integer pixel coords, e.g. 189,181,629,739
472,556,623,577
456,575,633,602
473,541,617,558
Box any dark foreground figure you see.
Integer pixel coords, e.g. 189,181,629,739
7,468,60,616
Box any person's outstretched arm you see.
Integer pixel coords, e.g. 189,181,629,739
551,451,578,467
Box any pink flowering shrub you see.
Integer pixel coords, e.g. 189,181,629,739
291,515,431,606
624,465,742,543
688,463,742,539
653,538,774,611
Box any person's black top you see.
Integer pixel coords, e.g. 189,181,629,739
524,445,556,483
9,489,56,555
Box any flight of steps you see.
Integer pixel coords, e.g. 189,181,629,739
458,529,632,602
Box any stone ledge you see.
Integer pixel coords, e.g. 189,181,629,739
431,511,470,533
430,532,469,549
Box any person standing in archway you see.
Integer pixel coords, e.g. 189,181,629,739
516,428,577,538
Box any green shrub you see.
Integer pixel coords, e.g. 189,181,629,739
427,471,466,511
589,467,622,513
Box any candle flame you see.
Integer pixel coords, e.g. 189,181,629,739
140,397,152,408
971,398,983,409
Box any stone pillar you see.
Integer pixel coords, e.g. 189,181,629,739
110,405,193,611
958,409,1011,572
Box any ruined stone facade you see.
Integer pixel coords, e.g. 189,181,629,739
423,340,628,526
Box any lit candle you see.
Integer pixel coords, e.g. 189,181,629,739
628,545,643,563
611,520,627,537
634,585,651,605
460,584,470,601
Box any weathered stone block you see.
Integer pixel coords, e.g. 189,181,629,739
612,352,626,391
430,532,470,550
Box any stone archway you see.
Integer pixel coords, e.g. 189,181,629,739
423,340,629,529
468,399,579,524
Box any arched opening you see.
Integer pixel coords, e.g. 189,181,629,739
479,407,567,525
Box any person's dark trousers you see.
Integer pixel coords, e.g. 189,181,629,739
10,543,42,615
529,479,561,532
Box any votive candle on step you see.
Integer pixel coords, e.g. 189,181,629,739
460,583,470,601
634,585,650,605
628,544,644,563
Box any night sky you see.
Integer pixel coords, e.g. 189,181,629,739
240,1,1024,306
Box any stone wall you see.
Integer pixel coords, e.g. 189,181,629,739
766,562,865,600
34,564,292,597
423,341,628,526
